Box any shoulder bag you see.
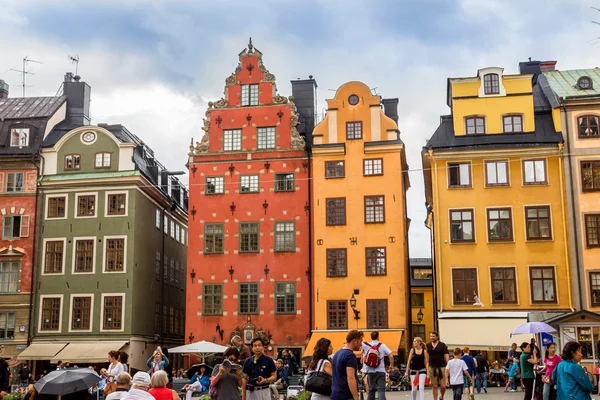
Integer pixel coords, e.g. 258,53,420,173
305,359,332,396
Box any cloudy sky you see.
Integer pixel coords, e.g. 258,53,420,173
1,0,598,257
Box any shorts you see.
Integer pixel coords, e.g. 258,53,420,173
463,375,472,388
428,366,445,387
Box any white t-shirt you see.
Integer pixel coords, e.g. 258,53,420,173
446,359,468,385
107,362,125,383
361,340,392,374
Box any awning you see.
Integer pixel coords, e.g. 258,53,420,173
439,316,532,351
18,343,68,361
303,330,404,358
51,341,127,363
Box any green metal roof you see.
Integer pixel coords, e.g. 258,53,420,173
41,170,140,182
544,68,600,99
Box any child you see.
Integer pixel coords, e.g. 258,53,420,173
505,358,520,392
446,347,472,400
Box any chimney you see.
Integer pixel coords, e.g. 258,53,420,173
291,76,318,146
382,98,399,125
540,61,557,72
0,80,8,99
63,72,91,126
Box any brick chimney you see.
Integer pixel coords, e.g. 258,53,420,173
0,80,8,99
540,61,557,72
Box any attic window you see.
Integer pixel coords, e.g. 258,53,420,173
578,76,593,90
10,128,29,148
484,74,500,95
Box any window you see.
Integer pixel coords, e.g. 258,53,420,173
275,173,295,192
327,249,347,277
169,221,174,239
578,115,600,138
590,272,600,307
257,127,276,149
206,177,224,195
274,221,295,252
74,240,94,273
240,175,259,193
241,84,259,106
202,284,223,315
163,257,168,282
41,297,61,331
103,296,123,330
155,251,161,281
411,293,425,307
156,210,161,229
484,73,500,95
0,313,15,340
239,283,259,314
326,198,346,226
525,206,552,240
239,222,259,253
448,163,471,187
169,307,174,333
2,215,28,239
10,128,29,147
582,161,600,191
44,241,64,274
6,172,23,192
223,129,242,151
487,208,513,241
0,262,20,293
366,247,386,276
452,268,477,304
523,159,547,185
578,76,593,90
47,197,66,218
364,196,385,224
585,214,600,248
346,121,363,140
204,224,224,254
77,195,95,217
95,153,111,168
412,268,433,280
105,239,125,272
363,159,383,176
163,216,168,234
169,259,175,286
64,154,81,170
485,160,509,186
503,115,523,133
176,225,180,242
325,161,345,178
367,299,388,329
327,300,347,329
412,324,426,340
275,283,296,314
107,194,126,215
154,303,160,333
530,267,556,303
450,209,474,242
465,117,485,135
491,267,517,303
71,297,91,330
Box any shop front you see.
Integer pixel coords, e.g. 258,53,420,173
545,311,600,370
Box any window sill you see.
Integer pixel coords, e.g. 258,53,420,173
274,250,297,253
485,184,511,188
204,252,224,255
488,239,515,243
325,176,345,179
363,174,384,177
365,221,386,224
326,275,348,278
523,182,548,186
582,189,600,193
274,190,296,193
202,313,224,317
239,251,260,254
525,238,553,242
275,312,297,315
449,240,476,244
240,191,260,194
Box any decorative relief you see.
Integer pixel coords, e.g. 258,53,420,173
191,134,210,155
289,96,305,150
25,172,37,192
272,95,288,105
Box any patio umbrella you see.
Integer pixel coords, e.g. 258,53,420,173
34,368,101,395
169,340,229,362
185,363,213,378
511,322,556,337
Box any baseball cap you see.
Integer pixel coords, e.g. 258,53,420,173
131,372,151,386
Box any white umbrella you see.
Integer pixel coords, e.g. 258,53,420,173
511,322,556,337
168,340,229,362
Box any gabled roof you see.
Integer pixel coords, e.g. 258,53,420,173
0,96,66,119
545,68,600,99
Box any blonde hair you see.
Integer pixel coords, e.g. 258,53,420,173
463,346,470,354
150,370,169,388
413,337,424,349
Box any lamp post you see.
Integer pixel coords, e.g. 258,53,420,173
417,308,424,324
350,293,360,329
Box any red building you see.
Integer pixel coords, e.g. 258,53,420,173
187,40,312,360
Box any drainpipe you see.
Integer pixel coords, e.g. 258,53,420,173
161,206,167,348
27,153,42,347
402,149,412,352
557,143,575,313
429,150,444,314
427,207,438,332
307,151,313,341
562,104,583,311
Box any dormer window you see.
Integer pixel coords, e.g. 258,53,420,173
465,116,486,135
241,84,259,106
578,76,593,91
484,74,500,95
10,128,29,147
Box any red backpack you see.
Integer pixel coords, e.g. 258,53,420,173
363,342,382,368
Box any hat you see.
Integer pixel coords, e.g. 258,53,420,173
132,372,151,386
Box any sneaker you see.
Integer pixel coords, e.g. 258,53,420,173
510,389,516,392
484,388,487,393
470,395,475,400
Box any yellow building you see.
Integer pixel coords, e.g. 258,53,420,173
305,82,410,357
410,258,435,341
422,65,573,352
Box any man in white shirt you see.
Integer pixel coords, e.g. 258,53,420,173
105,373,131,400
361,331,393,400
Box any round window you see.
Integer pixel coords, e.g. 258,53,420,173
82,132,96,143
348,94,359,106
578,76,593,90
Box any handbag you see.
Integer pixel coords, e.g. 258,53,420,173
305,359,332,396
103,382,116,396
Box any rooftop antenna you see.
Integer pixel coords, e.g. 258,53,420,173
69,55,80,76
370,87,379,96
10,56,43,97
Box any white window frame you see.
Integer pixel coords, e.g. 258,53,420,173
95,152,111,168
206,176,225,195
100,293,126,333
240,175,259,193
241,84,259,106
38,294,64,334
484,160,510,187
102,235,128,274
170,221,175,239
181,229,186,245
155,209,161,229
0,261,21,294
71,236,97,275
41,238,67,276
257,127,276,149
176,225,180,242
45,194,69,220
10,128,29,147
2,214,30,239
5,172,24,193
0,312,16,340
104,191,129,218
164,215,168,234
522,158,548,185
68,293,94,333
74,192,98,219
223,129,242,152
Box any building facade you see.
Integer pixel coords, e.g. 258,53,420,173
186,40,311,361
305,82,410,357
409,258,434,342
422,64,572,353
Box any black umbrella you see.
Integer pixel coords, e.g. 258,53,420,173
185,364,213,378
34,368,101,395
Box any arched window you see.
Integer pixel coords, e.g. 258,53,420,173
578,115,600,138
483,74,500,95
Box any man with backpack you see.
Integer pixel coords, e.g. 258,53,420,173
361,331,393,400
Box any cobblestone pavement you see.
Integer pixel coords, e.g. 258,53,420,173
380,386,600,399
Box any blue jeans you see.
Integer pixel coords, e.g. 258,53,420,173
452,384,463,400
367,372,387,400
476,372,487,392
510,376,517,390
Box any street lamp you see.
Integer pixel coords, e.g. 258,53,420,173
417,308,424,323
349,293,357,309
349,293,360,328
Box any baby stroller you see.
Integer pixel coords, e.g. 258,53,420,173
387,369,402,391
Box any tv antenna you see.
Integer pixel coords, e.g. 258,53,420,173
370,87,379,96
9,56,43,97
69,55,80,75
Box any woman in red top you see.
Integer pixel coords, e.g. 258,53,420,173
149,371,180,400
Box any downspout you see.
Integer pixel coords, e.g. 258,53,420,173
428,209,438,332
561,104,581,311
307,150,313,339
402,147,412,351
161,206,167,347
429,149,444,314
27,152,43,346
557,143,575,312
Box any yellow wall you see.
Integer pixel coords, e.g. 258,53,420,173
312,81,409,334
410,287,434,339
